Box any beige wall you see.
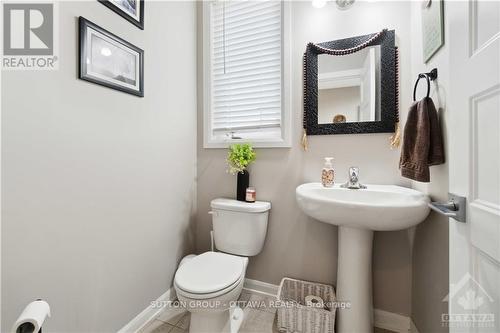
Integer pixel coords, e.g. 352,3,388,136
410,1,450,331
1,1,197,331
197,1,415,316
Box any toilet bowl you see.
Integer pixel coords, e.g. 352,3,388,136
174,252,248,333
174,198,271,333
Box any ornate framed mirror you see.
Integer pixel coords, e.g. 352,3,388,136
303,30,398,136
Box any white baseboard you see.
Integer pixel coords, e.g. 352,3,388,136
243,278,279,296
118,288,176,333
410,319,420,333
119,279,415,333
374,309,411,333
118,278,279,332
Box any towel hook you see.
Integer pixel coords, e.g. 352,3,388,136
413,68,438,101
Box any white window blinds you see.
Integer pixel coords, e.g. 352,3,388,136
210,0,282,139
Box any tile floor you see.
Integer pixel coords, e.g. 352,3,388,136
140,289,394,333
139,289,278,333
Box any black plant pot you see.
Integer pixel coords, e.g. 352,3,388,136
236,170,249,201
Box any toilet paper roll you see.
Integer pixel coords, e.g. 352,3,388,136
12,300,50,333
305,295,324,309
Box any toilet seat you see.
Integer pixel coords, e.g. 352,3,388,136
174,252,247,299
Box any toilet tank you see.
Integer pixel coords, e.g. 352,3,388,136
210,198,271,256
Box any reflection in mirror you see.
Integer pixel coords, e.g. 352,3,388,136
317,45,381,124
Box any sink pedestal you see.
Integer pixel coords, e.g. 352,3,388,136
336,226,374,333
296,183,430,331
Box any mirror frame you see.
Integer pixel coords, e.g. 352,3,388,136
304,30,396,135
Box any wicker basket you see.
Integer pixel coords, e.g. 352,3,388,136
276,277,336,333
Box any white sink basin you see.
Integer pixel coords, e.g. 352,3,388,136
296,182,430,333
296,183,430,230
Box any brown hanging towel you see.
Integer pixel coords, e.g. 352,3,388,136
399,97,444,182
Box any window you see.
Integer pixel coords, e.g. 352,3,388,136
203,1,291,148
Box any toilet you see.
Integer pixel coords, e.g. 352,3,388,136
174,198,271,333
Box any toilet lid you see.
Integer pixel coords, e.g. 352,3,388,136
211,198,271,213
174,252,246,294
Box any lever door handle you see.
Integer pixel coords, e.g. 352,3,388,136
428,193,466,223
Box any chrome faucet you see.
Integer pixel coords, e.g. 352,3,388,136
341,167,366,189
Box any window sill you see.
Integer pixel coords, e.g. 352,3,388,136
203,137,292,149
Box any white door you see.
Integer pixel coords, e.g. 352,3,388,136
448,1,500,332
359,48,376,121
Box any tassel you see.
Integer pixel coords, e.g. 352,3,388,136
390,122,401,149
301,129,308,151
391,46,401,150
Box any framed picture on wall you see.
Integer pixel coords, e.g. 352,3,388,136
78,17,144,97
421,0,444,63
99,0,144,30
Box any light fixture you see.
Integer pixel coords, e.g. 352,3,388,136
336,0,355,10
312,0,328,9
312,0,355,10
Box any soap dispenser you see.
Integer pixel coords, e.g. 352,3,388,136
321,157,335,187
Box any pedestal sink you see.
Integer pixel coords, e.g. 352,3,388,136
296,183,430,333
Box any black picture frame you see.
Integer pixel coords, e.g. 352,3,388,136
304,30,397,135
99,0,144,30
79,17,144,97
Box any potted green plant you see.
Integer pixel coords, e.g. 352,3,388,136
227,143,256,201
